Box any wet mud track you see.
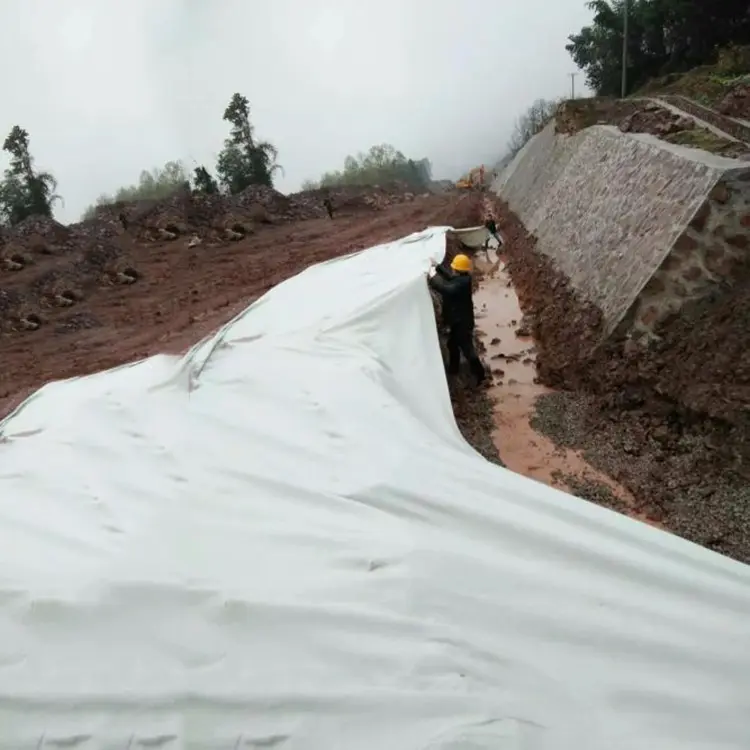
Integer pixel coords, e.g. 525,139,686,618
472,246,655,523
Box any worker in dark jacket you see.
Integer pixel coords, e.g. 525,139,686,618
484,218,501,246
428,253,486,384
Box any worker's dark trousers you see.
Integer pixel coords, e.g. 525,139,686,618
447,326,485,382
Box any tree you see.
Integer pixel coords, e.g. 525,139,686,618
567,0,750,97
81,160,189,219
506,99,559,157
308,144,432,190
216,93,283,194
0,126,60,226
193,165,219,194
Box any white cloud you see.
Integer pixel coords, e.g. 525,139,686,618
0,0,593,222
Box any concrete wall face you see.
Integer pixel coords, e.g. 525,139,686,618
495,123,579,236
494,123,743,335
627,171,750,338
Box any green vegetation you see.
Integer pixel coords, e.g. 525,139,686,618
664,128,741,156
3,0,750,228
215,93,283,194
636,65,750,108
302,144,432,191
0,126,60,226
79,92,283,221
505,98,560,158
192,166,219,194
80,160,190,220
567,1,750,96
0,90,284,226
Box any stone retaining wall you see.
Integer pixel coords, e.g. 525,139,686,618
623,171,750,338
494,121,750,338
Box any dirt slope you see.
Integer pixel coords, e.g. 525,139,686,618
0,188,482,419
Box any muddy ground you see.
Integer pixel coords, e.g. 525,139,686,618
488,195,750,563
0,190,483,419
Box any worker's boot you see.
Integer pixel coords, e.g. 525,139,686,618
470,357,487,386
446,335,460,376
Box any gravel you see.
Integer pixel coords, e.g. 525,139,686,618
449,372,504,467
552,470,630,514
533,391,750,562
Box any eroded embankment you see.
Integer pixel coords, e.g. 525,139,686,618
488,196,750,564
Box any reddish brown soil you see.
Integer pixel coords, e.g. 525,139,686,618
0,189,483,419
556,97,750,157
488,195,750,562
717,83,750,121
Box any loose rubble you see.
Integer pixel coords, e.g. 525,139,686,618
0,183,429,335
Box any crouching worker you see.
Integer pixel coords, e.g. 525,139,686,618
428,253,486,385
484,218,501,246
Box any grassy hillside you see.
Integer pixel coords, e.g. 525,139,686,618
635,45,750,112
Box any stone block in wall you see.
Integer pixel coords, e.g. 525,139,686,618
626,168,750,339
494,122,750,338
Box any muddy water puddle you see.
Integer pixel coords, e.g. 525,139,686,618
473,248,647,519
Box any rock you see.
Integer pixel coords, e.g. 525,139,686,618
53,294,75,307
652,425,671,444
18,314,41,330
115,268,138,284
247,203,272,223
157,227,178,241
717,82,750,119
224,228,244,241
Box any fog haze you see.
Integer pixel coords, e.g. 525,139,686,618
0,0,593,221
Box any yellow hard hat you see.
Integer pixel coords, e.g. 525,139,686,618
450,254,471,272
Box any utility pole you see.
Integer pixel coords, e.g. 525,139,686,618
621,0,628,97
569,72,577,99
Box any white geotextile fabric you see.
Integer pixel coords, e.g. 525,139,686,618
0,227,749,748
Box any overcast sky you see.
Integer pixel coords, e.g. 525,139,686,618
0,0,593,223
